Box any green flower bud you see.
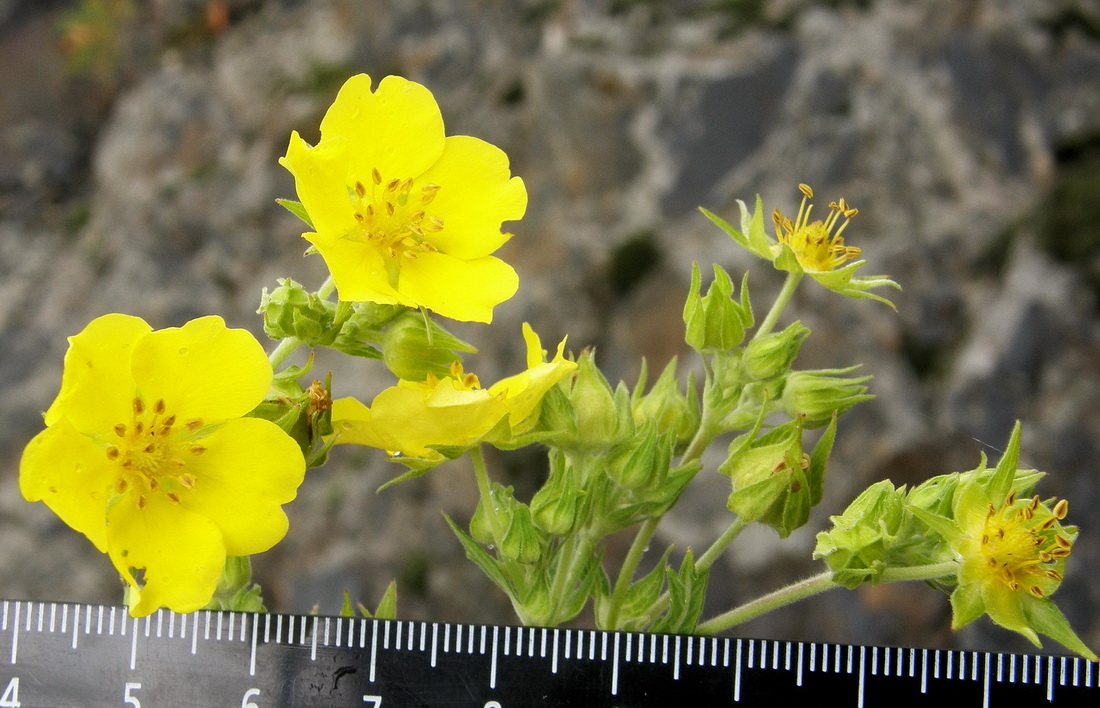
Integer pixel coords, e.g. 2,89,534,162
813,480,905,588
564,350,621,450
258,278,338,345
530,449,579,535
381,311,477,381
607,423,672,490
781,366,873,428
683,263,752,354
500,505,546,565
631,357,699,449
742,320,809,380
470,482,516,546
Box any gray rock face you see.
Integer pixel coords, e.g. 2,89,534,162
1,0,1099,655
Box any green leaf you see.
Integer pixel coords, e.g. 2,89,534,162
373,581,398,620
443,513,514,599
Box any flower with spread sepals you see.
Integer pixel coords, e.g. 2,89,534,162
701,184,900,307
280,74,527,323
909,423,1096,659
19,314,306,617
330,324,575,462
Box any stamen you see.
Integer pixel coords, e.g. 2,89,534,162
185,419,203,431
372,168,382,185
114,424,126,437
133,398,145,415
153,399,166,415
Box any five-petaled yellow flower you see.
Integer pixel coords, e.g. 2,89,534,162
280,74,527,323
331,324,575,460
20,314,306,616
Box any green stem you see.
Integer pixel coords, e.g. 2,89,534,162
753,270,803,339
693,516,750,572
604,517,661,630
697,561,959,634
268,337,303,369
317,275,336,300
470,446,507,547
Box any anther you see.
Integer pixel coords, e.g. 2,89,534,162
179,474,196,488
386,202,395,216
385,178,400,192
114,424,127,437
161,415,175,428
137,495,146,510
154,399,166,415
372,168,382,186
190,446,206,456
798,184,813,198
354,181,366,197
185,418,203,431
115,478,127,494
133,398,145,415
1053,499,1068,519
167,493,180,504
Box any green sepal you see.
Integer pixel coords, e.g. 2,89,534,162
650,550,708,635
276,198,315,229
443,513,514,599
1024,598,1099,661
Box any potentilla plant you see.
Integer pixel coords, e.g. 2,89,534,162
19,74,1096,660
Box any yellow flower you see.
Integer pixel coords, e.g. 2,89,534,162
280,74,527,323
331,323,575,460
20,314,306,616
700,184,900,307
772,184,862,272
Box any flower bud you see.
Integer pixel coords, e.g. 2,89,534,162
631,357,699,449
564,350,621,450
258,278,338,344
742,320,809,380
781,366,872,428
683,263,752,354
607,424,672,490
813,480,905,588
530,449,579,535
381,311,477,381
500,504,547,565
470,482,515,546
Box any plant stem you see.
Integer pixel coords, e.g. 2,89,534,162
604,517,661,629
694,516,750,572
696,561,959,634
317,275,336,300
754,270,803,339
268,337,303,369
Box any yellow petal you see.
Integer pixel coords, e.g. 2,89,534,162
398,251,519,323
106,493,225,616
45,313,152,431
320,74,445,185
279,130,354,236
19,419,115,553
181,418,305,556
303,231,414,306
418,135,527,259
129,316,271,423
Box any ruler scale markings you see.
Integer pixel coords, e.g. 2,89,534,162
565,629,571,660
848,645,855,675
625,632,631,662
129,618,138,670
490,625,499,690
1023,654,1029,683
359,618,366,650
747,639,754,669
204,610,211,641
540,628,547,658
552,629,559,674
71,606,80,649
897,647,903,677
84,602,91,635
275,614,283,644
249,614,258,676
1047,656,1055,701
822,643,829,672
9,601,19,664
216,611,224,641
796,642,804,686
982,651,991,708
662,634,669,664
600,630,607,662
1073,656,1080,686
49,602,56,633
430,623,438,667
418,621,425,653
1060,656,1067,686
443,622,450,654
407,620,414,651
810,643,817,673
921,649,928,693
167,610,175,639
770,639,778,670
1010,653,1016,682
872,646,878,676
36,602,44,635
96,605,104,635
997,653,1004,682
61,602,68,634
241,613,247,642
674,635,681,680
1,600,6,632
947,650,954,680
324,617,331,649
468,624,475,654
611,632,620,696
651,634,658,664
158,608,165,638
723,638,730,669
383,620,390,650
714,637,721,668
190,613,198,655
394,621,402,651
530,626,536,657
858,646,866,708
478,625,484,654
335,616,342,648
784,640,790,671
310,616,318,661
733,639,742,703
369,621,378,682
263,613,270,644
456,624,463,654
590,630,597,661
504,626,511,657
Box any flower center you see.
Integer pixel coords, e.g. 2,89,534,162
346,169,446,278
419,361,482,393
772,184,862,272
975,492,1072,599
104,397,206,508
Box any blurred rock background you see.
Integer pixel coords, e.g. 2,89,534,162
1,0,1099,658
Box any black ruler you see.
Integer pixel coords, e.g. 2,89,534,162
0,599,1095,707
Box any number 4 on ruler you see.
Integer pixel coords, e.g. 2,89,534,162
1,677,19,708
